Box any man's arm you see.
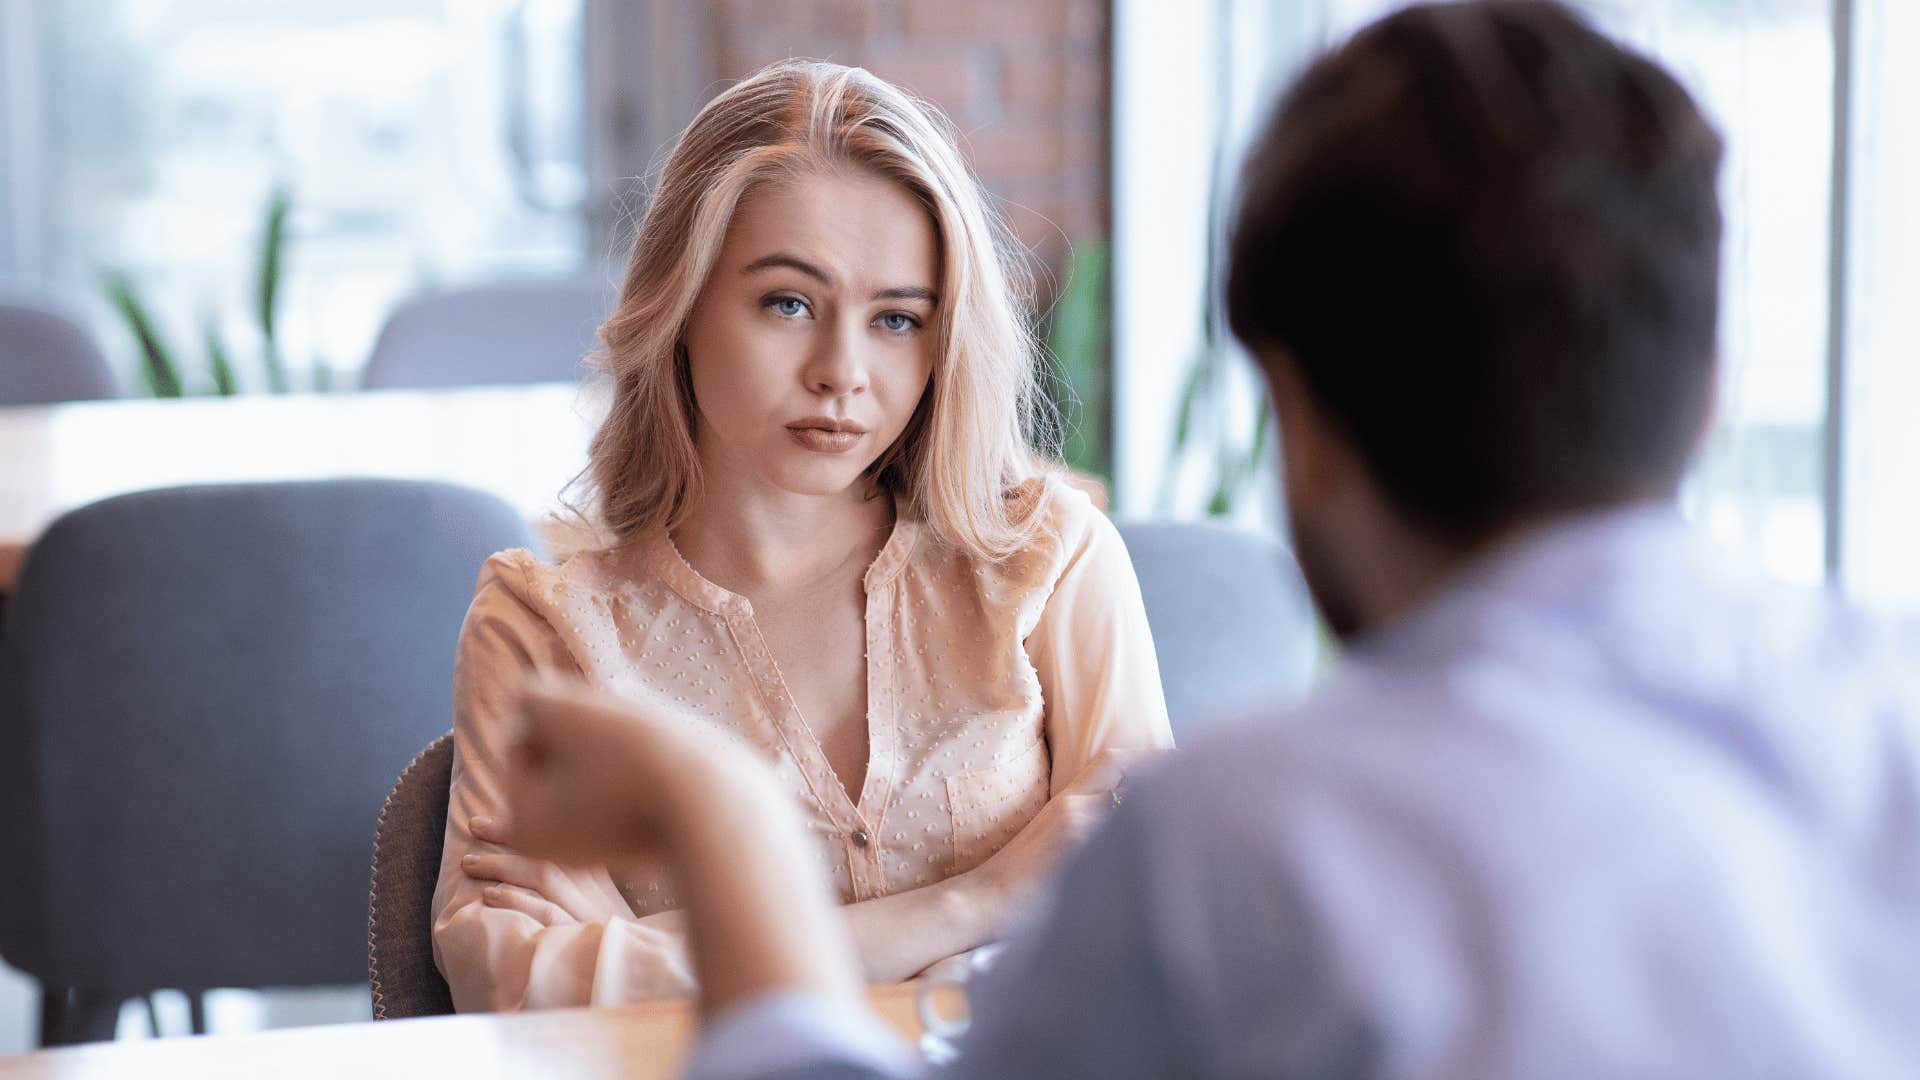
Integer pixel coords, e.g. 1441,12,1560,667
503,686,1343,1079
683,780,1193,1080
682,740,1364,1080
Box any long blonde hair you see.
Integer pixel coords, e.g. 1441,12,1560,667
576,60,1057,562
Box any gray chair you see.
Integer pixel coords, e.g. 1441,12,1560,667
0,479,531,1045
0,300,118,406
1118,521,1319,737
360,277,612,389
367,732,457,1020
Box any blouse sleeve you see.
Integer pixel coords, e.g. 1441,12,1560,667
429,553,698,1010
1025,494,1177,797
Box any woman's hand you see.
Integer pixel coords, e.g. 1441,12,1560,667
460,814,638,925
964,746,1164,931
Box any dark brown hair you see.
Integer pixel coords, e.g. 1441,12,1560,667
1226,0,1725,544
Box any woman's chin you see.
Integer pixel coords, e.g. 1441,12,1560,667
762,459,877,499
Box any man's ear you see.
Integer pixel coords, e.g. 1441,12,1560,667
1691,353,1721,459
1259,349,1330,515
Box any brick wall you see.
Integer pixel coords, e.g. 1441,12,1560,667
707,0,1111,289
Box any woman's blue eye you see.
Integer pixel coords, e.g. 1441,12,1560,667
769,297,808,318
878,312,918,332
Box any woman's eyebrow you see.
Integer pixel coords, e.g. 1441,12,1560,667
743,252,936,304
742,252,833,285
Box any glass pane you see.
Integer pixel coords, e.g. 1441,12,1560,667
44,0,588,393
1841,0,1920,610
1590,1,1834,587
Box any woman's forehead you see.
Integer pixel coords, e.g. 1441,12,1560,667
723,169,940,295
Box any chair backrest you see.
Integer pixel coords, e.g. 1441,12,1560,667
0,480,531,997
1118,521,1319,737
360,277,612,390
368,732,457,1020
0,301,118,406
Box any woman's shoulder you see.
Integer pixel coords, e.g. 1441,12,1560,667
1031,467,1130,552
469,543,640,620
971,469,1124,588
1010,469,1099,544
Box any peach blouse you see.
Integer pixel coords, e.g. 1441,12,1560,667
430,475,1174,1011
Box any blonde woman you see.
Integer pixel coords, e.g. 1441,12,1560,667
430,60,1173,1012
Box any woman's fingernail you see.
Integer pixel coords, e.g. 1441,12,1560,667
460,853,477,867
471,816,494,835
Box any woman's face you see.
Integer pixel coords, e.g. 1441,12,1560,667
682,167,939,500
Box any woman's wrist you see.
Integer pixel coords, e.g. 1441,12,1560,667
943,865,1012,943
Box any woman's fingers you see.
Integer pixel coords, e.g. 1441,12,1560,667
464,848,637,921
462,851,552,891
470,814,507,844
482,884,575,927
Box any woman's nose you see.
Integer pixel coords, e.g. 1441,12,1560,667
805,323,869,396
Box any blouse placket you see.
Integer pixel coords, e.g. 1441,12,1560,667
647,524,919,903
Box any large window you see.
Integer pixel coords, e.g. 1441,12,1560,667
1595,0,1834,589
1114,0,1916,609
16,0,589,391
0,2,592,1043
1843,0,1920,609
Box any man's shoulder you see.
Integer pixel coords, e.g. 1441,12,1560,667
1136,666,1478,811
1127,614,1920,947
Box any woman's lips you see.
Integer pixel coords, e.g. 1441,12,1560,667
786,425,865,453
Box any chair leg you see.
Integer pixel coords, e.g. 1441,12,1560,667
188,991,208,1035
38,986,122,1046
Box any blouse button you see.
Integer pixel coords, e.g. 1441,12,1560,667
851,829,871,848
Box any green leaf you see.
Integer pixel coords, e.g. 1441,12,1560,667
205,316,238,395
262,340,289,394
1207,482,1234,517
1248,394,1274,462
1200,432,1241,517
256,186,292,393
102,271,184,398
1232,395,1275,496
1170,345,1214,455
1046,240,1112,480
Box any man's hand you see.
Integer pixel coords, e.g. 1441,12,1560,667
499,679,864,1018
499,680,775,863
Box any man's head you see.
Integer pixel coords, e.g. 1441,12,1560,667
1226,0,1724,637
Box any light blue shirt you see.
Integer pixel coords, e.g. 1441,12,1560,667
686,505,1920,1079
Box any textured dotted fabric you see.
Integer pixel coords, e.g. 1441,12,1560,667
430,474,1173,1009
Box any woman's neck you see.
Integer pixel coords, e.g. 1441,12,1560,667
671,467,895,598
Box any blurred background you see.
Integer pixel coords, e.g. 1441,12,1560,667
1,0,1915,1049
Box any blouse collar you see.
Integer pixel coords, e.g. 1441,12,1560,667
641,515,921,618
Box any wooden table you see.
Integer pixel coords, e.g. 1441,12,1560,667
0,384,600,591
0,985,924,1078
